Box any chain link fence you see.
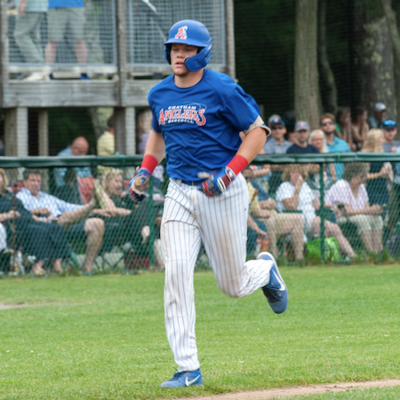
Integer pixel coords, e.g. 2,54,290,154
0,153,399,276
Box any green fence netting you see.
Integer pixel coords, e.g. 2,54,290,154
0,153,399,276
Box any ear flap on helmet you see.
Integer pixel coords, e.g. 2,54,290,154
184,44,212,72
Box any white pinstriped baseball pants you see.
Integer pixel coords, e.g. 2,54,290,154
161,174,274,372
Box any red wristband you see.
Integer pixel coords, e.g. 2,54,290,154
227,154,249,176
141,154,159,174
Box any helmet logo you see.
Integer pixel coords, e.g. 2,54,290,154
175,26,188,40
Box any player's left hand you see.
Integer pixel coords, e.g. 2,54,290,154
201,167,236,197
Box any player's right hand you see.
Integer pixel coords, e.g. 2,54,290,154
129,168,150,201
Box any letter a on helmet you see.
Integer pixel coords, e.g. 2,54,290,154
164,20,212,72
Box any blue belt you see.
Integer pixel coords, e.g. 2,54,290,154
181,179,205,187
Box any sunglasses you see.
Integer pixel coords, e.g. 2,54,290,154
384,120,396,127
271,125,284,130
321,121,335,126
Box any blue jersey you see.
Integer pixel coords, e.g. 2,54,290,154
148,69,261,181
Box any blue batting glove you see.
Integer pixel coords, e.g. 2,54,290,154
129,168,150,201
202,167,236,197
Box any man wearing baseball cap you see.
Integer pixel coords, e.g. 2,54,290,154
263,117,292,195
287,121,319,154
367,102,387,129
382,119,400,153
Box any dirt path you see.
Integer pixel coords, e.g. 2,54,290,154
158,379,400,400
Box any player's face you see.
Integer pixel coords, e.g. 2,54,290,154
170,43,198,76
24,174,42,196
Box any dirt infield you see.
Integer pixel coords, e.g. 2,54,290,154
159,379,400,400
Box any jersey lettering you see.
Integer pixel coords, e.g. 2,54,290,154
158,103,207,126
175,26,188,40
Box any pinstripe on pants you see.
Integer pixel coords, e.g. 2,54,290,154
161,174,274,371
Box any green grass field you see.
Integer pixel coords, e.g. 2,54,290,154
1,265,400,400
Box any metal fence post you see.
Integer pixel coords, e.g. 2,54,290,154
148,175,155,267
319,162,325,262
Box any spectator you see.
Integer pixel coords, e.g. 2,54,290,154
276,165,355,259
361,129,391,211
325,163,384,254
97,115,115,177
14,0,47,78
287,121,319,154
336,107,355,151
16,169,106,273
244,168,305,261
263,117,292,195
285,131,297,145
382,119,400,153
367,102,387,129
54,137,92,187
320,113,351,180
351,106,369,150
45,0,88,66
307,129,337,197
0,168,71,274
100,169,164,269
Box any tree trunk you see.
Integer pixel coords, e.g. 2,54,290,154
382,0,400,121
318,0,337,114
294,0,320,129
362,16,396,119
87,107,114,142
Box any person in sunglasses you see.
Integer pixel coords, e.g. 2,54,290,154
320,113,351,180
382,119,400,153
262,117,292,195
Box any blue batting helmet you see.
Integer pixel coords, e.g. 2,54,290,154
164,20,212,72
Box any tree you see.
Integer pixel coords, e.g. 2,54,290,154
294,0,320,129
382,0,400,121
318,0,337,114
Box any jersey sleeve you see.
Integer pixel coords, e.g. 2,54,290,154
220,85,262,132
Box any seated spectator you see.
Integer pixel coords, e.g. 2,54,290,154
325,163,384,254
0,169,71,274
367,102,387,129
351,106,369,150
287,121,319,154
276,165,355,259
100,169,164,269
263,117,292,195
382,119,400,153
245,169,305,261
16,169,105,273
320,113,351,180
361,129,391,211
336,107,355,151
54,137,92,187
307,129,337,197
285,131,297,145
97,115,115,177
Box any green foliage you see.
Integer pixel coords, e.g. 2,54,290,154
1,265,400,399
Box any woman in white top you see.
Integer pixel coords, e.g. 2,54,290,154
276,165,355,258
325,162,383,253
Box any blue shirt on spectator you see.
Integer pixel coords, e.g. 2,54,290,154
16,188,82,219
286,144,319,154
49,0,84,8
54,146,92,187
263,137,292,154
326,136,350,179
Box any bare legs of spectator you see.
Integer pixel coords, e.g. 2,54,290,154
360,230,383,253
311,217,355,258
45,41,58,64
52,258,63,272
32,259,46,275
74,40,88,64
45,40,87,64
82,218,105,272
261,213,305,260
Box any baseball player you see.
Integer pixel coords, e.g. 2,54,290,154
129,20,288,388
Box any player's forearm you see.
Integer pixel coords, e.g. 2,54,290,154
236,127,268,163
144,130,165,164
